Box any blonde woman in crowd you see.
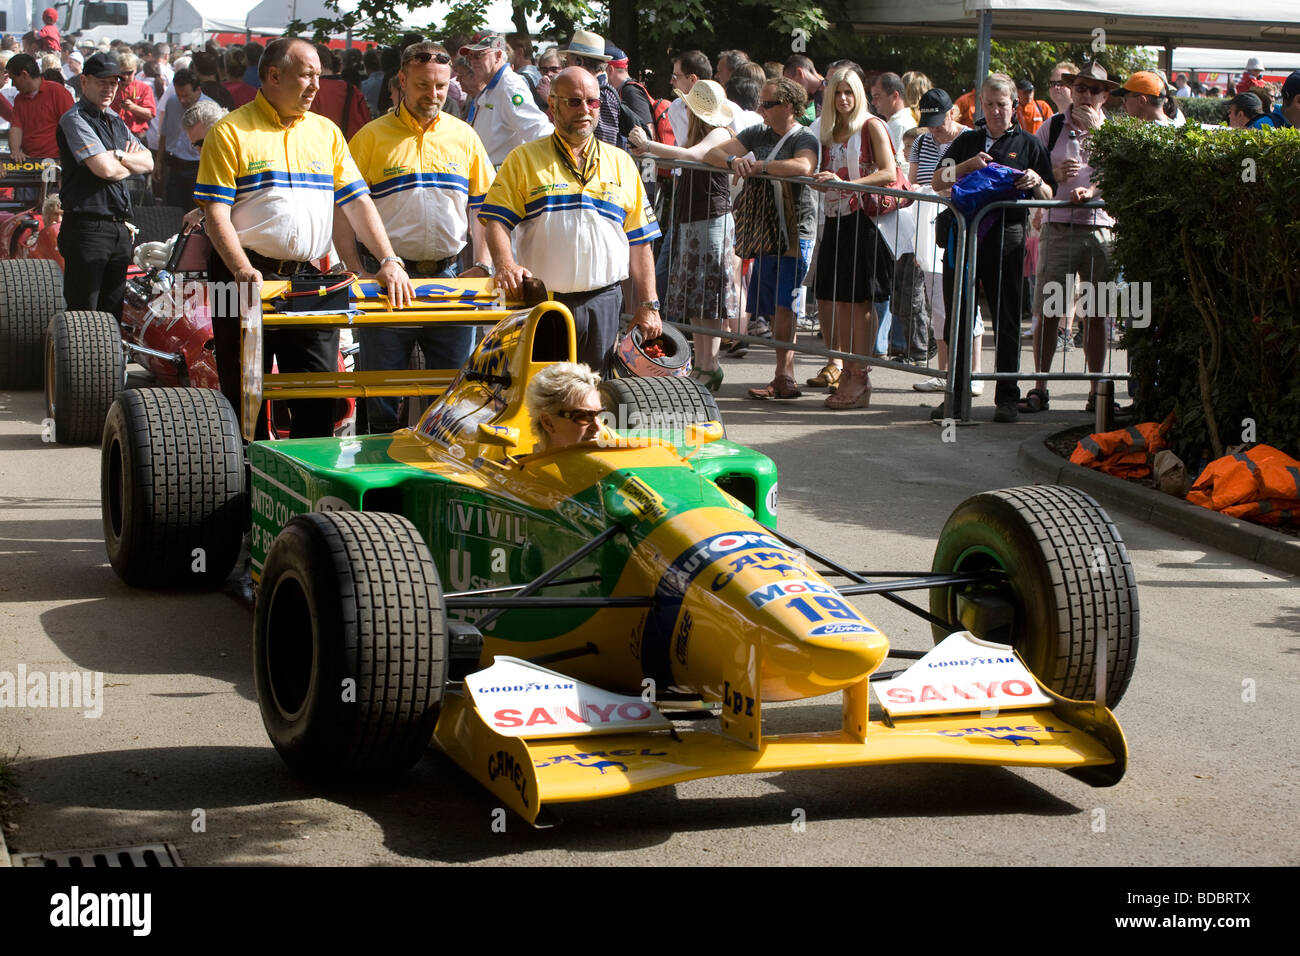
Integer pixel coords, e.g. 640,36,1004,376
809,66,898,409
902,70,932,124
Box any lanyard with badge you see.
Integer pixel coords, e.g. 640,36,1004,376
552,131,599,186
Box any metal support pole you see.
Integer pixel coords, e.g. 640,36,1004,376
974,10,992,122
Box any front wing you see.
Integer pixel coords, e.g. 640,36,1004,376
432,680,1127,826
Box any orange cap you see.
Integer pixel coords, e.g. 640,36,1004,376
1121,71,1164,96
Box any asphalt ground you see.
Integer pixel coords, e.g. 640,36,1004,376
1,339,1296,869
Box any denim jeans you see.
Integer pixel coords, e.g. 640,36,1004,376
357,260,474,433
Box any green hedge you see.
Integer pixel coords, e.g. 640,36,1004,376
1089,118,1300,463
1176,96,1231,126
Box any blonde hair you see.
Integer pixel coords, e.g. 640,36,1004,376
820,66,869,146
525,362,601,450
902,70,932,122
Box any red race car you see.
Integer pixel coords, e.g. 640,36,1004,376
42,222,355,444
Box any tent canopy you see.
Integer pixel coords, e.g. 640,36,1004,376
245,0,362,33
144,0,263,36
845,1,1300,53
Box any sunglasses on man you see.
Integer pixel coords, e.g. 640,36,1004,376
553,95,602,110
404,51,451,65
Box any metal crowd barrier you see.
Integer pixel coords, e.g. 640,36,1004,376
933,197,1134,428
647,156,965,382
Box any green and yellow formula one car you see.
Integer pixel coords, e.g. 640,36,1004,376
100,279,1138,826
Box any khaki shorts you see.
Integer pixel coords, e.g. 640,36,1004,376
1033,222,1114,321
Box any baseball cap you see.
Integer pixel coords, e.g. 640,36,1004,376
68,50,82,65
41,7,57,23
1015,78,1034,92
82,51,124,78
1282,70,1300,102
606,43,628,69
917,88,953,127
458,33,505,57
1121,71,1164,96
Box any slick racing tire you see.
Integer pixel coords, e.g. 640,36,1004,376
45,310,124,445
131,206,186,245
599,374,725,438
255,511,448,778
0,258,65,389
929,485,1138,708
102,387,246,588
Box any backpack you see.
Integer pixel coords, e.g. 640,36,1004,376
1046,112,1067,152
620,80,675,149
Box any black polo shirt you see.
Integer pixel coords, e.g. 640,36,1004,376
943,117,1055,226
56,97,138,220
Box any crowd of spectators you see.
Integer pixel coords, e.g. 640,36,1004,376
3,22,1298,425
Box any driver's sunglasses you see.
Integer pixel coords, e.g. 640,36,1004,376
556,407,600,425
404,51,450,65
539,65,560,75
759,99,784,109
1073,84,1107,95
554,95,601,110
1049,79,1068,88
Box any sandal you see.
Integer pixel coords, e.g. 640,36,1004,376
824,370,871,410
748,375,802,400
1015,387,1050,414
806,364,841,388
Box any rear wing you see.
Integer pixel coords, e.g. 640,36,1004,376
237,275,559,442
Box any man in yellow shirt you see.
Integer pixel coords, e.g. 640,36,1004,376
336,40,495,433
194,36,413,439
479,67,661,374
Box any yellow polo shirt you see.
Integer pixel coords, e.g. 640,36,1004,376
348,103,494,262
478,135,660,294
194,91,368,262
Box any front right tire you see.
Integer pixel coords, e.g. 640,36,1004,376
254,511,448,777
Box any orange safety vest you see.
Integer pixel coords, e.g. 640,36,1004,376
1017,99,1053,135
1186,444,1300,525
1069,414,1175,478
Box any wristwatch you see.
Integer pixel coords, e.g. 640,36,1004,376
725,155,737,168
379,255,403,268
640,299,661,311
474,261,495,277
113,148,126,163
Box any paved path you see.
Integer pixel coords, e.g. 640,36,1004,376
1,345,1295,866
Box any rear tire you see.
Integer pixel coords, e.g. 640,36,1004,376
254,511,447,777
45,310,124,445
0,258,65,389
599,374,724,437
929,485,1139,707
101,387,245,588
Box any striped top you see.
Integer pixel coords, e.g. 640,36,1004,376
194,92,369,262
479,135,660,294
348,104,494,261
